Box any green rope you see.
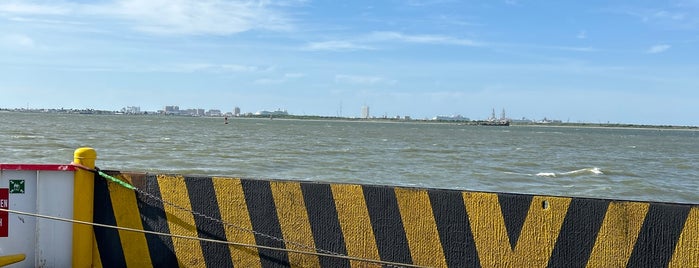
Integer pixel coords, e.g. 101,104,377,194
97,170,136,190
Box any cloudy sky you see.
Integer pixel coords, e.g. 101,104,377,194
1,0,697,125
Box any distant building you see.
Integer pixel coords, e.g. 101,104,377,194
255,109,288,116
539,117,563,124
234,107,241,117
207,109,222,116
361,106,370,119
512,117,534,123
433,115,470,121
181,109,201,116
164,106,179,115
121,106,141,114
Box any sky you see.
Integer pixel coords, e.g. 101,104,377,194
1,0,698,125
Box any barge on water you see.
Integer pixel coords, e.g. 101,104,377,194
475,120,510,126
475,108,511,126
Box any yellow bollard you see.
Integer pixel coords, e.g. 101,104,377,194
73,147,96,268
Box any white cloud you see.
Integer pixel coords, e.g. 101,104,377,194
220,64,271,72
608,6,698,30
7,16,85,26
304,41,374,51
107,0,291,35
335,74,397,85
406,0,457,7
254,72,305,84
647,44,671,53
549,46,596,52
0,0,293,36
576,30,587,39
161,63,271,73
1,34,35,48
0,2,71,15
284,73,305,78
653,10,685,21
254,78,285,85
306,31,483,52
368,31,482,46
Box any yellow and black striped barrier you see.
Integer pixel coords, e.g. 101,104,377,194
92,171,699,267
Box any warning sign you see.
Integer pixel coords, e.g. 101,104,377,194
9,180,24,194
0,188,8,237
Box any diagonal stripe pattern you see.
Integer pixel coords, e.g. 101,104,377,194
92,172,699,267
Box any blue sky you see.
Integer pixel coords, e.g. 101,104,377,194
1,0,698,125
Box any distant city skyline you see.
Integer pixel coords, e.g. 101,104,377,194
134,105,553,121
1,104,577,124
1,1,698,125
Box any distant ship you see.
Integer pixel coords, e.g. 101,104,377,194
478,120,510,126
478,108,510,126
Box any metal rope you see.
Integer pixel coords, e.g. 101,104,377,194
69,163,426,268
0,208,426,268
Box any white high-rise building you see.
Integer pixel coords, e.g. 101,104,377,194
361,105,370,119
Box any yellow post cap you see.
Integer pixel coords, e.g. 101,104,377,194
73,147,97,168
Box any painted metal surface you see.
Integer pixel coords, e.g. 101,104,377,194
0,164,75,172
92,172,699,267
0,189,7,238
72,148,96,268
0,168,74,267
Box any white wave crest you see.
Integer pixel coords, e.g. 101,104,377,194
536,167,604,178
562,167,604,176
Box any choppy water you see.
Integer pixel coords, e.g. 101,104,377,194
1,111,698,203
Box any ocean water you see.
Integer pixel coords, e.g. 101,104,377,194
1,111,698,204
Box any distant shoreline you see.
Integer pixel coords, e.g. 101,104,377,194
2,108,697,130
511,122,699,131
